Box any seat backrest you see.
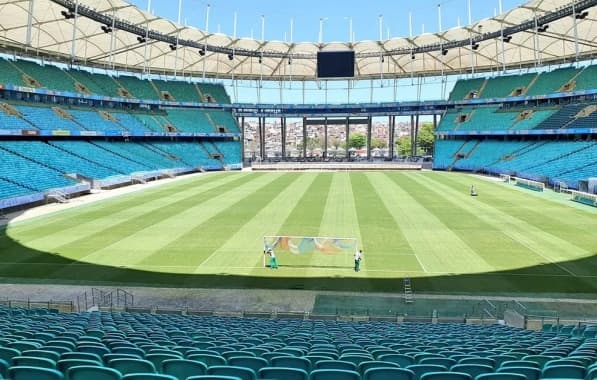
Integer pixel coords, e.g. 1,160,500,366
8,365,65,380
22,349,61,362
497,366,541,380
363,367,415,380
378,354,415,367
162,358,207,380
12,355,57,369
450,364,493,378
474,373,527,380
57,358,102,372
67,365,122,380
421,372,472,380
187,354,227,367
541,364,586,379
270,355,310,372
109,358,157,375
258,366,309,380
206,365,256,380
407,364,449,380
121,374,178,380
61,352,103,363
310,369,361,380
227,356,268,373
315,360,357,371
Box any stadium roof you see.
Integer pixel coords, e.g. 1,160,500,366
0,0,596,80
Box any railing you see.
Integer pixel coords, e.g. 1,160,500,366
0,299,74,313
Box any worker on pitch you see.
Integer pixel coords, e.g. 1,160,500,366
266,248,278,269
354,249,363,272
470,184,478,197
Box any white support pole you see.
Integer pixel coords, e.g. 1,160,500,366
319,17,323,44
70,0,79,63
409,11,414,82
468,0,475,75
173,0,182,78
349,17,353,43
231,11,237,82
109,9,116,70
289,17,293,84
378,14,383,41
499,0,506,72
533,12,540,66
438,4,444,77
26,0,35,48
202,4,209,80
572,1,580,61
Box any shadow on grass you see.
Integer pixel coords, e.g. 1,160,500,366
0,209,596,295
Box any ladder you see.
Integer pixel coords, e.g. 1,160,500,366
403,278,414,304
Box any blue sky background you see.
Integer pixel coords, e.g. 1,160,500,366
125,0,529,104
128,0,527,42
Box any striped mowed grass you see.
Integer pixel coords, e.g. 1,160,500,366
2,171,596,294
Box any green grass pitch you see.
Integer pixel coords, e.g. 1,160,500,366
1,171,596,295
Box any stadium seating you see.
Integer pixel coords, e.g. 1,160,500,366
478,73,535,99
524,67,580,96
13,60,76,93
448,78,486,101
0,143,76,192
163,109,215,133
0,307,595,380
0,58,26,86
152,79,202,102
434,139,597,188
208,111,240,133
114,76,160,100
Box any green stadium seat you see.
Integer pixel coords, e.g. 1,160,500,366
421,358,457,368
109,358,157,375
521,355,556,368
378,353,415,367
187,376,242,380
0,358,8,378
161,358,207,380
474,373,526,380
310,368,361,380
0,347,21,362
315,359,358,371
364,367,416,380
187,354,227,367
407,364,449,380
497,366,541,380
145,353,183,371
541,365,586,379
258,366,309,380
500,361,540,369
459,358,496,369
221,351,255,360
58,358,102,373
78,345,110,357
8,366,65,380
12,355,57,369
112,347,145,358
61,352,103,363
121,374,177,380
22,349,61,362
450,364,494,378
270,355,311,372
226,356,268,373
206,365,256,380
67,365,123,380
421,372,472,380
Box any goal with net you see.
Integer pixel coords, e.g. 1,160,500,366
263,236,358,269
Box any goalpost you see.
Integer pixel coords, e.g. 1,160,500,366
263,236,358,269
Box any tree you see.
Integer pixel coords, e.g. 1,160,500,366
417,122,435,155
396,136,412,156
371,138,387,149
348,133,366,149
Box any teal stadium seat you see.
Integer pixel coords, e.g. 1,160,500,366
121,374,178,380
12,355,57,369
474,373,526,380
161,358,207,380
8,366,65,380
363,367,416,380
109,358,157,375
258,366,309,380
67,365,123,380
310,368,361,380
314,359,358,371
420,372,473,380
206,365,256,380
226,356,268,373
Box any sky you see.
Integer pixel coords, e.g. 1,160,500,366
123,0,530,103
127,0,528,43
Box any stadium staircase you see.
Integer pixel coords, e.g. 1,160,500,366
403,278,414,304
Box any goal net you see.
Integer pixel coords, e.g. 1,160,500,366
263,236,358,269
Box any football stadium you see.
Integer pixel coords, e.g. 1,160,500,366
0,0,596,379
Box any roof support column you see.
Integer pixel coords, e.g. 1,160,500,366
302,117,307,161
240,116,245,164
281,117,286,159
26,0,35,49
388,115,395,161
323,117,328,159
366,116,372,161
345,117,350,160
70,0,79,62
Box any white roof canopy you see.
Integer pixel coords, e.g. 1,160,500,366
0,0,595,80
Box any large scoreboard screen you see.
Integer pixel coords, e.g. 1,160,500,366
317,51,355,78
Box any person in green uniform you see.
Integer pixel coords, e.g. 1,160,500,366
354,249,362,272
268,248,279,269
